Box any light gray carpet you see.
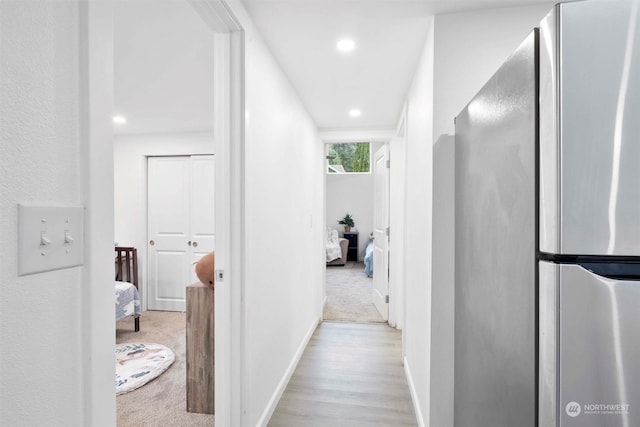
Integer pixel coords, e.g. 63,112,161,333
116,311,214,427
324,261,385,323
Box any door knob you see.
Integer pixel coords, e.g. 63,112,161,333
188,241,192,246
149,240,155,246
192,241,198,248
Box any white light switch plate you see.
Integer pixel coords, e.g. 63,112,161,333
18,204,84,276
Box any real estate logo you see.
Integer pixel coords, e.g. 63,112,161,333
566,401,581,417
565,401,631,417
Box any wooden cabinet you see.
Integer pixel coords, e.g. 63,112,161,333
186,283,214,414
343,232,359,262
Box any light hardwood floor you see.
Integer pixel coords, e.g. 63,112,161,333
268,321,417,426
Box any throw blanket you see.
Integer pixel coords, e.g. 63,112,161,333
326,228,342,262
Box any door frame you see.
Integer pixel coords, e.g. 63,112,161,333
80,1,119,424
189,2,245,425
82,1,245,425
320,129,397,326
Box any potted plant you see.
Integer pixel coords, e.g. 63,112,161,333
338,213,355,232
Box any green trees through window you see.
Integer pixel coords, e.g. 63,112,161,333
327,142,370,173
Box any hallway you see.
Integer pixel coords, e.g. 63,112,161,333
268,321,416,426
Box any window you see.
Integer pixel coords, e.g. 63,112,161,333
326,142,370,174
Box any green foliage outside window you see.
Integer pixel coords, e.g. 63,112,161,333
327,142,370,173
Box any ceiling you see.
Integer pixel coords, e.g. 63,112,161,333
241,0,555,130
114,0,554,135
114,0,215,135
241,0,432,130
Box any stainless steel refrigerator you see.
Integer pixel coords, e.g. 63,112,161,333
454,1,640,426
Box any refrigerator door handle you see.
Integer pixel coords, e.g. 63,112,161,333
538,252,640,281
576,262,640,281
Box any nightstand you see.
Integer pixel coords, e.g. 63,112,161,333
343,232,359,262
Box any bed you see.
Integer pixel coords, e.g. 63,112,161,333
115,246,141,332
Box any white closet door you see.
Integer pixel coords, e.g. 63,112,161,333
148,156,191,311
189,155,215,284
147,155,215,311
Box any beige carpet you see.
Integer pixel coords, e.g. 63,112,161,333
324,261,385,323
116,311,214,427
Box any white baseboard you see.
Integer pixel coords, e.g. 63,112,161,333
256,317,320,426
404,356,426,427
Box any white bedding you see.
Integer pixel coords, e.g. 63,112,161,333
115,280,141,321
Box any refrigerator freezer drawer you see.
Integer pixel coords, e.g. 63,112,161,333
558,263,640,426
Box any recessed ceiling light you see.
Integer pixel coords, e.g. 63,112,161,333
349,109,362,118
113,115,127,125
336,38,356,53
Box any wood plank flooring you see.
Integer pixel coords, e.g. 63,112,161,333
268,321,417,426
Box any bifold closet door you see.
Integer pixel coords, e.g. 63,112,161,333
147,155,215,311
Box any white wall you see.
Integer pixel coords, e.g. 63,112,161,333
433,4,554,138
402,17,435,427
326,173,373,260
399,4,555,427
225,1,325,425
113,132,214,308
0,1,114,425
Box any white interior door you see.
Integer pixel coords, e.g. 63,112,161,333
373,145,389,321
148,155,215,311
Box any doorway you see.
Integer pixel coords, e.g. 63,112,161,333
112,0,216,424
323,139,389,323
84,0,243,423
109,0,242,424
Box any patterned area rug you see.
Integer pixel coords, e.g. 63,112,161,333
116,342,175,395
324,261,385,323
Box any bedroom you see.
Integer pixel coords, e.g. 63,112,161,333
112,0,215,423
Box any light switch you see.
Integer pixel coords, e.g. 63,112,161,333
40,231,52,246
18,204,84,276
